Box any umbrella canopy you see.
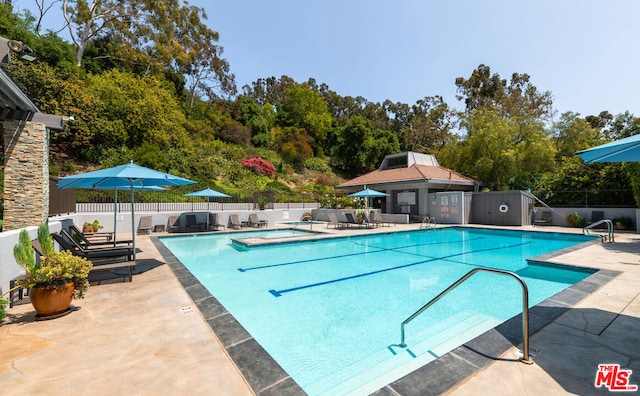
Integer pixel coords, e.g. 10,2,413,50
58,162,195,189
184,188,231,226
59,162,195,259
348,188,390,198
575,134,640,164
184,188,231,199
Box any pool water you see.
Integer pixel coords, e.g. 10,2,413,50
160,227,596,395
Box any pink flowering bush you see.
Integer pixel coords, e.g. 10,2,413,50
241,157,276,177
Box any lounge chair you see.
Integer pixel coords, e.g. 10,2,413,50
137,216,153,235
69,224,133,247
207,213,225,231
370,211,393,227
73,225,114,242
248,213,268,228
588,210,606,229
228,214,246,229
33,239,136,282
327,213,348,229
53,232,133,261
533,210,552,226
184,214,202,232
167,216,183,233
345,212,373,229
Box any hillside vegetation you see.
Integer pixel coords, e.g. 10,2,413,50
1,3,640,211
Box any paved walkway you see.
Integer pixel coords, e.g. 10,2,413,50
447,228,640,396
1,224,639,395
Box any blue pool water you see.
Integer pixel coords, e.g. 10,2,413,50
160,227,596,395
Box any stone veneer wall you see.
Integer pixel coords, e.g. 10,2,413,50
2,120,49,230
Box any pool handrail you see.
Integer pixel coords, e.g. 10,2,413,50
420,216,436,229
396,267,533,364
583,219,614,242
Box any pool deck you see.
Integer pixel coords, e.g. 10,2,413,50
1,223,639,395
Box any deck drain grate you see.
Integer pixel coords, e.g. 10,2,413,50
180,306,194,315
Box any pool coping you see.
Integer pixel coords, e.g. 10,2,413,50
150,231,619,396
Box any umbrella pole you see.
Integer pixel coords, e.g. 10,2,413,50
113,188,118,247
130,181,136,261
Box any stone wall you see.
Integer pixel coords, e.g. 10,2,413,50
2,120,49,230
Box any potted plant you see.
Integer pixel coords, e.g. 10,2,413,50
566,212,586,228
613,216,633,230
1,224,92,321
258,196,269,210
355,210,366,223
82,219,103,233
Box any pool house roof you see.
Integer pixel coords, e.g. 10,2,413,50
336,151,478,191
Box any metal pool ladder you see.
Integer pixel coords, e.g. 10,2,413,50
420,216,436,229
392,267,533,364
583,219,614,242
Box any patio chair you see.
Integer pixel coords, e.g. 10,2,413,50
370,211,393,227
167,216,184,233
228,214,246,229
184,214,203,232
72,224,114,242
53,232,133,261
137,216,153,235
345,212,373,229
69,224,133,247
533,210,552,226
208,213,226,231
248,213,268,228
327,213,348,229
588,210,606,229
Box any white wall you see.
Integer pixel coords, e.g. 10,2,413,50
0,220,62,296
1,209,312,294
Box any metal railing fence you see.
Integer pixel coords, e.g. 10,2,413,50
532,189,635,208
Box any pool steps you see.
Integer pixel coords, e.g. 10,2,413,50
306,310,500,395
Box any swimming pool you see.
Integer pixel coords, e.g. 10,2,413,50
159,227,597,395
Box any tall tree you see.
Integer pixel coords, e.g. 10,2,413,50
451,65,555,189
551,112,600,160
445,106,555,190
397,96,454,153
276,84,332,154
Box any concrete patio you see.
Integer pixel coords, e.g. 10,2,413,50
1,224,639,395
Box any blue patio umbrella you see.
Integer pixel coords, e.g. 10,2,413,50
348,187,390,208
59,162,195,259
575,134,640,164
184,188,231,209
184,188,231,228
348,188,390,198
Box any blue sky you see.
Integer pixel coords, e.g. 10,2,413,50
198,0,639,118
18,0,640,119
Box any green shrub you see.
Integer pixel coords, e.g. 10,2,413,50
613,216,634,229
566,212,586,228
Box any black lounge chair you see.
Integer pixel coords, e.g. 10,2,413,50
69,224,132,248
53,232,133,261
345,212,373,229
208,213,225,231
534,210,552,226
184,214,203,232
34,238,136,282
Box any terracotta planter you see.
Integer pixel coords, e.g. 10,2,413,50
30,282,75,320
